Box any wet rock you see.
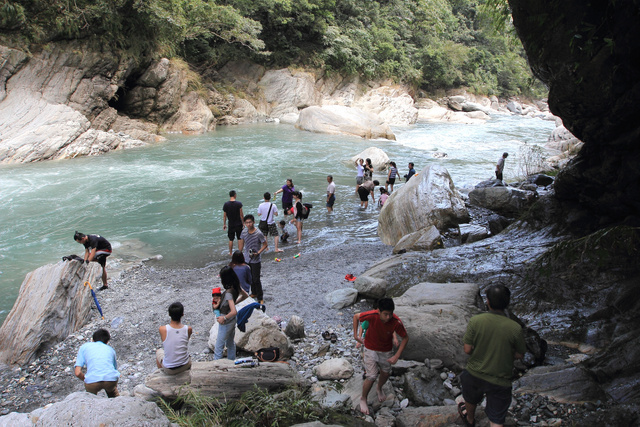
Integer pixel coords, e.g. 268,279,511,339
514,364,606,403
469,186,537,217
392,225,443,254
459,224,489,243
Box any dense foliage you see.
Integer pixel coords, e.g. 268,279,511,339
0,0,544,96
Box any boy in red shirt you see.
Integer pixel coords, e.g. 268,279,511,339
353,298,409,415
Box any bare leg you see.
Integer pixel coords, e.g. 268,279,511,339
274,236,283,252
376,371,390,402
228,240,233,256
238,238,244,253
102,267,108,287
296,221,302,244
360,378,375,415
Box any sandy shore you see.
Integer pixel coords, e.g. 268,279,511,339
0,240,392,413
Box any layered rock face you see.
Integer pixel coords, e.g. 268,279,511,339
0,261,102,365
509,0,640,225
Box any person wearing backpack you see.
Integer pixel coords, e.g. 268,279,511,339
258,192,282,253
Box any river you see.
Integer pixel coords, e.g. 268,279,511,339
0,115,556,323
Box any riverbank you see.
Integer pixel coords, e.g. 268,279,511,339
0,240,392,414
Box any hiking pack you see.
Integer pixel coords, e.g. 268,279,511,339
301,203,312,219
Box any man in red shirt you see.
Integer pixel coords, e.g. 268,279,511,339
353,298,409,415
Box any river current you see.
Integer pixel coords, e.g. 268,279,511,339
0,115,555,323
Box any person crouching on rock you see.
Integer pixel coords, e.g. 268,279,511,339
156,302,193,375
353,298,409,415
74,329,120,397
74,231,112,290
213,266,248,360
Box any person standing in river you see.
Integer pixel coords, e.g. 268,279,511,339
222,190,244,257
355,158,365,194
274,179,295,217
358,180,379,209
258,192,282,253
364,158,374,182
458,284,526,427
404,162,416,182
385,161,398,193
495,152,508,181
326,175,336,213
74,231,112,290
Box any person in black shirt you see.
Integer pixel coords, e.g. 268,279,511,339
222,190,245,257
74,231,112,290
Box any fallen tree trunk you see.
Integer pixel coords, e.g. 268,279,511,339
145,360,307,400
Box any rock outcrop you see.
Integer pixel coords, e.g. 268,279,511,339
394,282,481,368
0,260,102,365
296,105,395,140
352,85,418,126
350,147,390,171
0,392,173,426
468,184,537,217
377,165,469,246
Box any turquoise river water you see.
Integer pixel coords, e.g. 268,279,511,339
0,115,555,324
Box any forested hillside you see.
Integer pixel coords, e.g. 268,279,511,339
0,0,544,96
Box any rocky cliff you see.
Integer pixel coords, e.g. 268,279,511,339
509,0,640,227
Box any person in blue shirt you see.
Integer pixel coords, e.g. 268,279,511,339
404,162,416,182
74,329,120,397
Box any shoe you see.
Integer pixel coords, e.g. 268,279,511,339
260,304,266,313
98,285,109,291
322,331,331,341
330,333,337,343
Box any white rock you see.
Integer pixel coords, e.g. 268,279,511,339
314,358,354,380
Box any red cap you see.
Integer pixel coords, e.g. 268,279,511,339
212,287,222,295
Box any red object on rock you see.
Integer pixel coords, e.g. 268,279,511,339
345,274,356,282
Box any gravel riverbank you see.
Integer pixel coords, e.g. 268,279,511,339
0,240,392,414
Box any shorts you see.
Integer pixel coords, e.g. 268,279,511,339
156,349,192,375
386,177,396,185
94,251,111,267
460,370,512,425
282,202,293,213
228,225,243,241
363,347,393,381
326,194,335,208
358,186,370,201
356,176,364,185
84,380,119,398
266,222,278,237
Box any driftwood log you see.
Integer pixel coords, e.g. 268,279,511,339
144,360,306,400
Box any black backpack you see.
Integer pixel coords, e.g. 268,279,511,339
301,203,312,219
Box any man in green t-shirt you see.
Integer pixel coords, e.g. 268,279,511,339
459,285,526,427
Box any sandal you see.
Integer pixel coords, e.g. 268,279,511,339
458,402,475,427
330,332,338,343
322,331,331,341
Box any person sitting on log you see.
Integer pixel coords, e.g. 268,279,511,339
156,302,193,375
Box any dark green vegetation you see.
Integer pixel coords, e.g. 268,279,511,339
157,384,372,426
0,0,544,96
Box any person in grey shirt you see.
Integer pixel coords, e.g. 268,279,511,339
240,215,267,303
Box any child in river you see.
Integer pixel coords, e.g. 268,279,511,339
379,188,389,207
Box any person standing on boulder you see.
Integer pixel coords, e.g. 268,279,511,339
74,329,120,398
458,284,526,427
222,190,244,257
353,298,408,415
74,231,111,290
495,152,508,181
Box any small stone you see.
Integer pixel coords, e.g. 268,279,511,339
440,372,448,380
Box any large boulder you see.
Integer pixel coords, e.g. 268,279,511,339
162,91,215,134
0,261,102,365
353,86,418,126
296,105,395,140
0,392,173,426
208,299,293,358
145,360,305,400
393,282,481,368
377,165,469,246
325,288,358,309
350,147,390,171
468,186,537,217
258,68,323,118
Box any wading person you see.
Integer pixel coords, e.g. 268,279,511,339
74,231,112,290
274,179,295,217
495,152,508,181
385,161,398,193
404,162,416,182
355,158,365,194
326,175,336,213
240,214,268,303
258,192,282,253
222,190,244,256
358,180,379,209
74,329,120,397
353,298,408,415
156,302,193,375
458,284,526,427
